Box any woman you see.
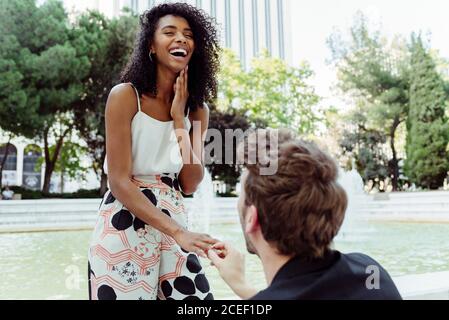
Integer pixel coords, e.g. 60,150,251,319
88,3,220,300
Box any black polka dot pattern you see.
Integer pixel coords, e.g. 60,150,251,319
88,261,95,277
111,209,133,231
97,284,117,300
142,189,157,206
173,276,196,295
104,192,116,204
204,292,214,300
161,176,173,188
91,181,216,300
194,274,210,293
173,179,180,191
88,262,94,300
186,254,202,274
133,217,146,231
161,209,171,217
181,247,190,254
161,280,173,298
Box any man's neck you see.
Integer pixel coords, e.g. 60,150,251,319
258,250,293,285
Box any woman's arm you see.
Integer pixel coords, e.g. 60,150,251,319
175,103,209,195
170,67,209,195
105,83,216,255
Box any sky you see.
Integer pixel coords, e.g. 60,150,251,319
289,0,449,107
45,0,449,108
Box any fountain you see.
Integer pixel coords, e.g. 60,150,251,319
188,168,215,234
335,164,372,241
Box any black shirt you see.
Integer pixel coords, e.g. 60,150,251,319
250,250,402,300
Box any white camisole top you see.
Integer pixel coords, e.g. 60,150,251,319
103,84,191,178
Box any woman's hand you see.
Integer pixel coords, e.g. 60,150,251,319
171,66,189,122
173,228,219,258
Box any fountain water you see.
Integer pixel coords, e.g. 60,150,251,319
188,168,215,234
336,165,372,241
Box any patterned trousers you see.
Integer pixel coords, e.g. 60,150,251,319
87,173,214,300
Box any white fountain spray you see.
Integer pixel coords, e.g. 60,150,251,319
188,168,215,234
335,161,371,241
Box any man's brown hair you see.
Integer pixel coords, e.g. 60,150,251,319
240,129,348,259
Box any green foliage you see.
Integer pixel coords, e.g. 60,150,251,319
339,109,389,184
405,36,449,189
9,186,42,199
211,48,320,186
0,0,91,192
206,104,253,186
71,10,138,189
328,12,410,190
9,185,100,199
36,139,89,181
217,49,321,134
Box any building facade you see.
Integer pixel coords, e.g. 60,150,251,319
63,0,293,68
0,134,98,193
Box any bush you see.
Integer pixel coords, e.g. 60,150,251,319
7,186,101,199
48,189,101,199
216,191,237,197
9,186,42,199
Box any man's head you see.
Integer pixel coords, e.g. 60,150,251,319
237,129,348,260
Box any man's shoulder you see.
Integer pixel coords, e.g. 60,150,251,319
343,252,381,264
341,252,387,271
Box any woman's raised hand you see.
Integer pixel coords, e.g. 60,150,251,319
171,66,189,122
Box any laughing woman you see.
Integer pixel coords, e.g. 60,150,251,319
88,3,220,300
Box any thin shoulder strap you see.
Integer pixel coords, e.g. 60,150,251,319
129,83,141,112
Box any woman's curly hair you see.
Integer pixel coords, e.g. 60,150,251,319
120,2,220,112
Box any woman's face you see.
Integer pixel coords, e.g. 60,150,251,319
151,15,195,74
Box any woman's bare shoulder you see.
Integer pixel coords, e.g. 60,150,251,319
189,102,210,121
106,83,139,119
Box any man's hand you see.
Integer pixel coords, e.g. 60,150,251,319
207,242,258,299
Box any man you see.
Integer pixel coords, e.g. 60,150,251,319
207,129,401,300
1,185,14,200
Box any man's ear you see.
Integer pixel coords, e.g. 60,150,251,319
245,205,259,233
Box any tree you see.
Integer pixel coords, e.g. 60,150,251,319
0,0,35,188
0,0,90,193
217,49,321,134
327,12,410,190
37,137,89,193
206,104,252,188
339,109,390,188
405,36,449,189
208,49,321,188
0,133,14,188
245,50,321,133
71,10,138,195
